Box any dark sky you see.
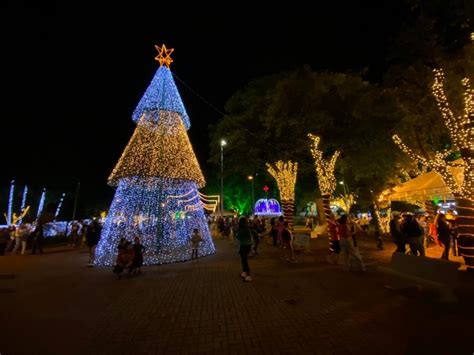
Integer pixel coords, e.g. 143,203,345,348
0,1,408,215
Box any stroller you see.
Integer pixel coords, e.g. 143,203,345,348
113,240,135,279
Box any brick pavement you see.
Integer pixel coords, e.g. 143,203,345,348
0,235,472,355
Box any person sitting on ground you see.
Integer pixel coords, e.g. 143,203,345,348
113,239,134,279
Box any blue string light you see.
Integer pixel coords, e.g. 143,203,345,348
132,66,190,130
95,177,214,266
37,188,46,219
7,180,15,225
18,185,28,224
55,193,65,218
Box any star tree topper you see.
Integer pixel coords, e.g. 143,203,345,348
155,44,174,67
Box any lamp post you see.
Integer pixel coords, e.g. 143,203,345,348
72,181,80,222
339,180,348,195
248,175,255,214
220,139,227,216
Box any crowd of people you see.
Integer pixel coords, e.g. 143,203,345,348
0,219,102,264
389,210,458,260
1,207,461,282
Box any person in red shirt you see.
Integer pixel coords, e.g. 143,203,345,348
337,215,365,272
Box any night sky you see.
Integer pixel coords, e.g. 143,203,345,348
0,1,408,216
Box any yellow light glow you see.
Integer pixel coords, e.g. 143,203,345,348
308,134,340,196
109,111,205,187
154,44,174,68
266,161,298,201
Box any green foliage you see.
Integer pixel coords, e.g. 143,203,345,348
209,68,403,210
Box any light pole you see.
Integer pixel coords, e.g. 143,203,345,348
339,180,348,196
248,175,255,214
72,181,80,222
220,139,227,216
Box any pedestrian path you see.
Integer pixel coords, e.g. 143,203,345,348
0,236,472,354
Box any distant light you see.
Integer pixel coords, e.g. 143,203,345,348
339,181,344,185
248,176,253,180
220,139,227,147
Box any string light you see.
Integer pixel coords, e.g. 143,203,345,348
198,192,220,212
95,44,215,266
308,134,340,245
132,54,190,129
36,188,46,219
55,193,66,218
20,185,28,212
18,185,28,224
308,134,340,196
7,180,15,225
95,177,215,266
394,65,474,269
392,134,461,194
108,112,205,187
266,160,298,230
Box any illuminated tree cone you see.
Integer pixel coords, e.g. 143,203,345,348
94,48,215,266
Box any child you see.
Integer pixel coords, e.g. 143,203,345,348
113,239,134,279
130,236,145,274
190,229,202,260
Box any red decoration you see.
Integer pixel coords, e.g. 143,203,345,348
263,185,269,193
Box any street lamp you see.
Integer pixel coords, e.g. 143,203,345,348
339,180,348,196
220,139,227,216
248,175,255,214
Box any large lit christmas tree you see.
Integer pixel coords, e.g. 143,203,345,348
95,44,215,266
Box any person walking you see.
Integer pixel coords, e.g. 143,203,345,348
338,215,365,272
236,217,253,282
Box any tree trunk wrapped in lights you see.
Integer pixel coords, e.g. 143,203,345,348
94,45,215,266
266,161,298,230
393,68,473,269
308,134,340,246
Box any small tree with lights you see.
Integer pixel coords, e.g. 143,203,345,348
94,44,215,266
308,134,340,239
393,67,473,268
266,160,298,230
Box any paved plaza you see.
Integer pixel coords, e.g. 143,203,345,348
0,235,473,354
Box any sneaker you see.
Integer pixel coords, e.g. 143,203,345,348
244,275,252,282
240,272,247,278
